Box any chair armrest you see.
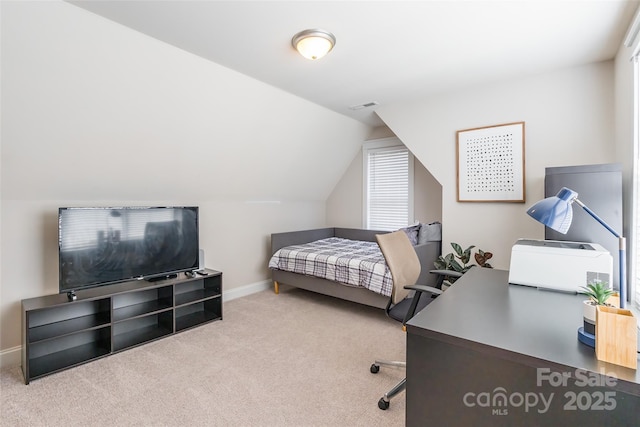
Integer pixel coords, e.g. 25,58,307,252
429,269,463,278
400,284,443,325
404,284,443,296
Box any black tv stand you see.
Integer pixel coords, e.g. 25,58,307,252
146,273,178,282
21,269,222,384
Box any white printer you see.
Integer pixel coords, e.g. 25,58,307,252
508,239,612,292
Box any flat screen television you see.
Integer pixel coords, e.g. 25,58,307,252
59,206,199,293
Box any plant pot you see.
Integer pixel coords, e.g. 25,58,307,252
582,292,619,335
582,300,597,335
441,280,452,291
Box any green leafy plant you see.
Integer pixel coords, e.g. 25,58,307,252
434,243,493,284
474,249,493,268
580,280,614,306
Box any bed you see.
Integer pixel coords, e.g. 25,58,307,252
269,226,442,309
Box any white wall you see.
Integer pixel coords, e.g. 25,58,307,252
376,62,616,269
0,1,370,353
328,125,443,228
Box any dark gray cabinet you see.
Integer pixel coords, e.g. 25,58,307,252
21,270,222,384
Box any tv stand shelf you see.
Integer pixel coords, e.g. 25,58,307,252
21,269,222,384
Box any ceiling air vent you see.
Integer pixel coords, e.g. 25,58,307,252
349,101,379,110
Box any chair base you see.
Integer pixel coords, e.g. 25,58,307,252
370,360,407,410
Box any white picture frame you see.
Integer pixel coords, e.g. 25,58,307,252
456,122,525,203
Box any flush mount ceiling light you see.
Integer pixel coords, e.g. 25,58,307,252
291,29,336,60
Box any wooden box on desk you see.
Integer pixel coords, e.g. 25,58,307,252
595,306,637,369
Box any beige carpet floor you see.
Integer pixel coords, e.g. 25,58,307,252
0,286,407,426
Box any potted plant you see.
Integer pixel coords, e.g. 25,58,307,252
579,280,615,335
433,243,493,290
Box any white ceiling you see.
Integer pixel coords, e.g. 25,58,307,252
68,0,639,127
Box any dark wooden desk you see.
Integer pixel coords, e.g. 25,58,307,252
406,268,640,426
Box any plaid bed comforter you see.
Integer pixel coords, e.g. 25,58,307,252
268,237,392,297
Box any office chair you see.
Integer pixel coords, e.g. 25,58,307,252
370,230,444,410
429,268,464,289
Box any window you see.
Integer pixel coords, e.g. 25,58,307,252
363,138,414,230
630,14,640,315
634,52,640,313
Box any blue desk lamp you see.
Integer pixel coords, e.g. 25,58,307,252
526,187,626,309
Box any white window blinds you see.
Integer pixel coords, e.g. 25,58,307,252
627,6,640,313
363,139,413,231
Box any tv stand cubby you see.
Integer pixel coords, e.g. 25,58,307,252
21,269,222,384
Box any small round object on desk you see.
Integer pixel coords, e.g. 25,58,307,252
577,326,595,348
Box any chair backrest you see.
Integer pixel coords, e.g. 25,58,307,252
376,231,421,305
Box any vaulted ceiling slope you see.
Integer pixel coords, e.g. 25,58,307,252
2,1,370,202
68,0,639,127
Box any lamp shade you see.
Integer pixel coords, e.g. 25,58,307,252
526,187,578,234
292,29,335,60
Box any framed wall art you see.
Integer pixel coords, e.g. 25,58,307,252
456,122,525,202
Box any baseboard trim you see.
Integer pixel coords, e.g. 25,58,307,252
0,280,272,370
223,279,272,301
0,345,21,369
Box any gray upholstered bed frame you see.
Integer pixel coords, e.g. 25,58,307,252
270,227,441,309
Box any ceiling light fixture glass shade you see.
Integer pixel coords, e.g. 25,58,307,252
292,29,335,60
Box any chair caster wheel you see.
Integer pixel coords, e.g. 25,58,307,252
378,398,390,410
370,364,380,374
